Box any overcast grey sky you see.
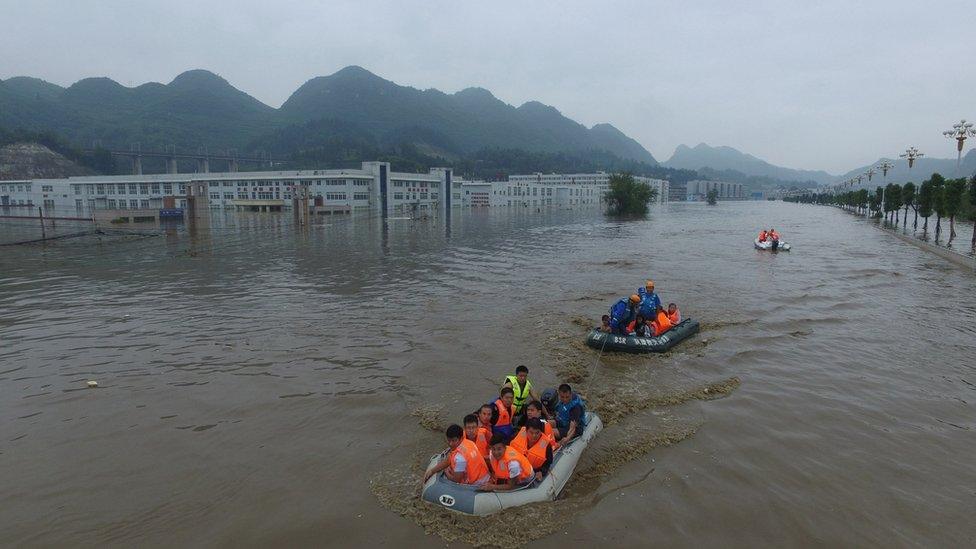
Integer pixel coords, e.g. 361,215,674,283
1,0,974,173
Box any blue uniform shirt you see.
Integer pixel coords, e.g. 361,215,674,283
638,287,661,317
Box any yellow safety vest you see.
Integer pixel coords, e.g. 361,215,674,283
504,375,532,413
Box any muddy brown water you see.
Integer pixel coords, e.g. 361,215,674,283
2,202,974,547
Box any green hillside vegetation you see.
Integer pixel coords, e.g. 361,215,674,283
0,66,657,167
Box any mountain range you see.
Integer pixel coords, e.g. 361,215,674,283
0,66,657,165
664,143,835,185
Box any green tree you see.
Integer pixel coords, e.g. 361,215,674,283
901,182,917,230
871,186,884,218
917,179,934,233
856,189,869,216
605,173,657,216
931,174,947,243
706,188,718,205
944,178,966,246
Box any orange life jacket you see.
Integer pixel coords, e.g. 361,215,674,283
490,446,534,483
770,231,780,240
653,310,673,336
667,308,681,324
450,438,490,484
510,428,556,469
467,427,491,458
494,399,512,429
758,231,767,242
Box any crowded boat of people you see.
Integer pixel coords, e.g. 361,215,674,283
422,366,587,491
599,279,681,337
585,278,700,353
421,366,605,514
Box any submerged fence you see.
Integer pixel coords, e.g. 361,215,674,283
0,206,160,246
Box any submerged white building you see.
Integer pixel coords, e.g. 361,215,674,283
0,163,671,219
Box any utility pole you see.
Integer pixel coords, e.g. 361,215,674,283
38,206,46,239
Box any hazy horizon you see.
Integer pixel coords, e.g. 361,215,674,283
2,0,974,174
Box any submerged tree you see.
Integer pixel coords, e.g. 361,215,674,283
605,173,658,216
901,182,917,231
917,179,934,233
932,174,947,243
706,188,718,205
944,178,967,246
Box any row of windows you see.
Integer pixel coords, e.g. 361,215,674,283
0,184,30,193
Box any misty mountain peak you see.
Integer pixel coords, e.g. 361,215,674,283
169,69,232,89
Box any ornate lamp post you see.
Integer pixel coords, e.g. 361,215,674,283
900,147,924,169
942,119,975,176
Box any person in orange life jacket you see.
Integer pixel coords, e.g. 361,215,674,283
523,400,558,445
667,303,681,324
479,434,535,491
758,229,768,242
769,228,780,241
510,418,556,481
599,314,612,333
463,413,491,459
489,387,516,439
651,309,673,336
423,424,491,485
477,404,493,432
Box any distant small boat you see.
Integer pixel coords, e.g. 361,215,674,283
584,319,701,353
755,238,791,251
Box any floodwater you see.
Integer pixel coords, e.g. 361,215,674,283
1,202,974,547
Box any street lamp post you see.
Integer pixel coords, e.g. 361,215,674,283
942,119,975,176
900,147,924,169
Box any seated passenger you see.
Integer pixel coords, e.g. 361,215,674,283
554,383,587,442
423,424,491,486
758,229,768,242
667,303,681,324
479,434,535,491
509,418,556,481
490,387,516,439
463,413,491,458
599,314,612,333
609,294,641,335
523,400,557,445
652,309,673,336
477,404,494,432
632,315,652,337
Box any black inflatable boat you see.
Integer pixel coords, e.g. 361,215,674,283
585,319,700,353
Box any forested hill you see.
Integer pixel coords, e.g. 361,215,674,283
0,66,657,165
665,143,835,185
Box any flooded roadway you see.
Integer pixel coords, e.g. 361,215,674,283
1,201,974,547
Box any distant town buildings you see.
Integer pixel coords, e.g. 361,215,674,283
0,162,686,220
683,180,746,201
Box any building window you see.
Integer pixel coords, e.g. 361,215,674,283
139,184,149,194
353,192,369,201
106,185,115,195
128,184,137,194
257,191,273,199
95,184,104,194
43,199,55,210
130,199,139,209
140,199,150,209
107,199,117,209
151,184,160,195
354,180,369,186
393,192,404,200
420,192,428,199
224,193,233,199
163,184,172,194
325,192,347,200
42,185,54,192
210,193,220,199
